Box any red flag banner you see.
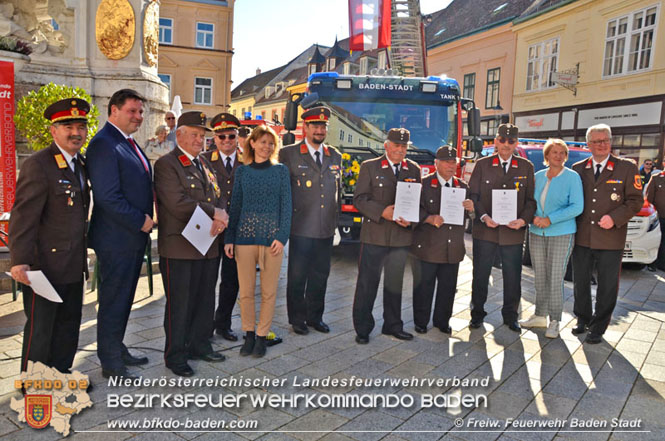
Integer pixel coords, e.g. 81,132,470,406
0,61,16,237
348,0,391,51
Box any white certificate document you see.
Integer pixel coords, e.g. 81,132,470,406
393,182,422,223
492,189,518,225
5,271,62,303
182,205,216,256
440,186,466,226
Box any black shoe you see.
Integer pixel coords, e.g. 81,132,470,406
383,330,414,341
414,325,427,334
252,336,267,358
216,328,238,341
190,351,225,363
121,352,149,366
647,264,657,272
571,323,588,335
168,363,194,377
102,367,137,379
585,332,602,344
505,321,522,332
240,332,255,356
469,319,483,329
307,321,330,333
355,335,369,344
292,323,309,335
438,325,452,334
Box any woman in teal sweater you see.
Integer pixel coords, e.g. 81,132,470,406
224,125,291,357
521,139,583,338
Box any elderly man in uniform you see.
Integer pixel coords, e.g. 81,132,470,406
10,98,91,374
468,123,536,332
279,106,342,335
572,124,643,344
411,146,474,334
646,159,665,272
352,128,421,344
154,111,229,377
165,111,177,144
202,112,242,341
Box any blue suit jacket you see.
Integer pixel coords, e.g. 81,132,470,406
87,122,154,251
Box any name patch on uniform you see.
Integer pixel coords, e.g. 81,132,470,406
298,165,309,169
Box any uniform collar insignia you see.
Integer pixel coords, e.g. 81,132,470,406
381,159,389,168
300,144,308,154
492,156,499,166
178,154,192,167
453,177,460,187
585,158,593,169
430,177,438,187
54,153,67,169
401,160,408,170
511,159,518,168
607,160,614,171
323,146,330,156
211,151,219,161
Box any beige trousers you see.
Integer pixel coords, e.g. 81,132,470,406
235,245,283,337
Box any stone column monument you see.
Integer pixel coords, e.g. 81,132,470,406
1,0,169,145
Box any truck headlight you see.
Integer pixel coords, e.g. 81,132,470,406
648,212,659,232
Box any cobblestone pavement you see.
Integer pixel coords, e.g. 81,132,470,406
1,238,664,440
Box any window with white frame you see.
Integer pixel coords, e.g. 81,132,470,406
359,57,368,75
463,73,475,99
485,68,500,109
526,37,559,91
327,58,336,71
604,5,658,77
158,74,171,99
194,77,212,105
378,51,387,69
159,18,173,44
196,22,214,48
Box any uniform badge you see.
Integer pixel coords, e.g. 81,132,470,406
300,144,308,154
306,180,312,188
511,159,518,168
211,151,219,161
515,182,520,192
178,155,192,167
430,178,438,188
634,175,642,190
492,156,500,167
381,160,389,169
611,193,620,201
323,146,330,156
25,395,52,429
401,160,408,170
607,161,615,171
54,154,67,169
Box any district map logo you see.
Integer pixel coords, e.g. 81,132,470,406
25,395,52,429
10,361,93,436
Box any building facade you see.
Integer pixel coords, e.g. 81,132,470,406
512,0,664,163
158,0,234,117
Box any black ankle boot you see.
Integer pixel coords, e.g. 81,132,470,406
252,336,267,358
240,332,255,356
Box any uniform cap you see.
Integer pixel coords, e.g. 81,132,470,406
387,128,411,145
436,145,457,160
44,98,90,123
238,127,251,137
497,123,519,138
177,111,211,131
302,106,330,123
210,112,240,131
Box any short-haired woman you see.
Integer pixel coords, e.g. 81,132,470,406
521,139,584,338
224,126,291,357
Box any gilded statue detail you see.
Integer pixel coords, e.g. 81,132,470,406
96,0,135,60
143,0,159,66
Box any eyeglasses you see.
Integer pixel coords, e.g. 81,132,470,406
165,116,175,120
497,137,517,145
589,139,610,145
217,134,237,140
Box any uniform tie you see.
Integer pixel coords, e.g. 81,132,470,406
445,182,450,187
594,164,602,181
502,161,508,174
315,150,322,168
394,163,400,178
72,158,85,191
193,157,204,176
225,156,232,174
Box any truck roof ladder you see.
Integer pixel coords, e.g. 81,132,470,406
389,0,427,77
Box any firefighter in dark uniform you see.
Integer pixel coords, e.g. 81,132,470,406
202,113,242,341
352,128,421,344
279,106,342,335
572,124,643,344
154,111,229,377
646,162,665,271
9,98,91,373
411,146,475,335
468,123,536,332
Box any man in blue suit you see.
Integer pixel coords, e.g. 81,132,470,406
87,89,155,379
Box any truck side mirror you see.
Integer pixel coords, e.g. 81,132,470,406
282,132,295,146
283,93,301,131
467,108,481,137
469,136,483,153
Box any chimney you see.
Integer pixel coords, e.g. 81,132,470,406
256,68,261,76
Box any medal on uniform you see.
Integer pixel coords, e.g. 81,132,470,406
306,180,312,188
515,182,520,192
67,197,73,206
611,193,619,201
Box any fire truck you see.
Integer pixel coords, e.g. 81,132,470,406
283,71,482,242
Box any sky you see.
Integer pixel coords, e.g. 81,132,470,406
231,0,453,86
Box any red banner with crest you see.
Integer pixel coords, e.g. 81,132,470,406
0,61,16,239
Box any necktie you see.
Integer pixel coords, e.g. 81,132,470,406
128,138,149,173
193,157,204,176
594,164,602,181
315,150,322,168
72,158,85,190
225,156,232,174
394,164,400,178
502,162,508,174
445,182,450,187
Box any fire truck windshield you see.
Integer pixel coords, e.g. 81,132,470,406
318,99,457,154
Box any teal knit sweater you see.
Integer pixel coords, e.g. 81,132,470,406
225,161,292,246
